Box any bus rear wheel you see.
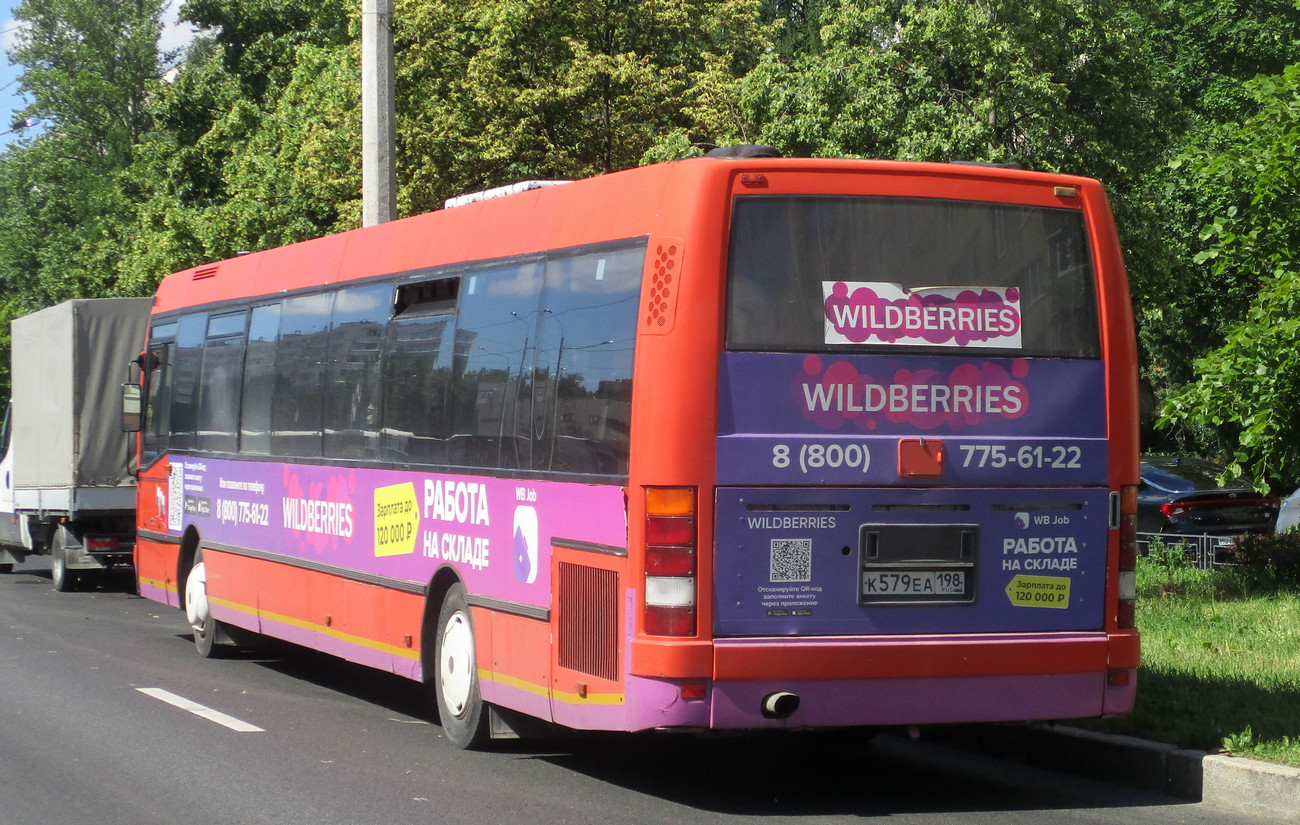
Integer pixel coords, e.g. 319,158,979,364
184,549,224,658
433,583,489,749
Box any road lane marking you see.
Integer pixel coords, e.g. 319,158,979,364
137,687,265,733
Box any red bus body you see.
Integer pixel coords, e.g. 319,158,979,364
134,156,1139,742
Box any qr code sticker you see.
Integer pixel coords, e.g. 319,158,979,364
769,538,812,583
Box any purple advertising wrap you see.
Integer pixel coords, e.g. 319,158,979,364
717,352,1108,486
713,486,1109,637
164,457,627,607
714,350,1112,639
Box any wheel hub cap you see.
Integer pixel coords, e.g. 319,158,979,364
439,612,474,717
184,562,210,635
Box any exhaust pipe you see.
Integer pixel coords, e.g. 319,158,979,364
761,691,800,719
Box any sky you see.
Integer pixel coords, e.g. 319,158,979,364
0,0,199,147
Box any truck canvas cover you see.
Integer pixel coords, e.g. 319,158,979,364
11,298,152,489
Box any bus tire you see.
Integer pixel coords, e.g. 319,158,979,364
51,529,80,593
433,583,489,749
184,549,224,658
0,563,13,574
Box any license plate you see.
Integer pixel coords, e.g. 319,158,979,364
862,569,967,600
859,523,977,605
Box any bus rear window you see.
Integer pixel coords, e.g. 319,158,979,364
726,196,1100,358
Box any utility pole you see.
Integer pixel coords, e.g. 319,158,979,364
362,0,396,226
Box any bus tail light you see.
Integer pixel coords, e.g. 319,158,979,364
1118,485,1137,629
644,487,697,637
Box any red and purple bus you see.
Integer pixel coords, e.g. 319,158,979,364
131,151,1140,748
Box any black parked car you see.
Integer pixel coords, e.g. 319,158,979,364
1137,456,1279,537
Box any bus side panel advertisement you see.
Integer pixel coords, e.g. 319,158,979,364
162,457,627,608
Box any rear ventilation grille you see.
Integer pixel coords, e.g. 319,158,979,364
558,562,619,681
642,238,682,335
192,265,220,280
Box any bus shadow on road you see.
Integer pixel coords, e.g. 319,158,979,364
225,639,439,722
537,728,1190,817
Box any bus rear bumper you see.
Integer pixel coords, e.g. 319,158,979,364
706,670,1127,729
627,631,1138,732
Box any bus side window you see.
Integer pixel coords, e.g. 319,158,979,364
533,244,641,475
383,279,457,465
239,303,282,455
197,310,248,453
324,283,390,460
270,292,333,458
168,314,208,452
449,262,543,472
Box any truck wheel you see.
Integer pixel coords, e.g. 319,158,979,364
433,583,489,749
51,532,80,592
184,550,223,658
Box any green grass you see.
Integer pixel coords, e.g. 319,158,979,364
1084,558,1300,767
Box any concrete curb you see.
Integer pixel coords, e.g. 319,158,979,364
926,723,1300,818
1202,752,1300,819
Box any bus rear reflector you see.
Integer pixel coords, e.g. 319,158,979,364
644,487,697,636
680,681,707,701
645,605,697,637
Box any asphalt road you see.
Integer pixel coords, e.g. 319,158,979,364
0,558,1282,825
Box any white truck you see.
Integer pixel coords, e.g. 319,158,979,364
0,298,152,589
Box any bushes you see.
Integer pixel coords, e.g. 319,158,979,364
1225,531,1300,589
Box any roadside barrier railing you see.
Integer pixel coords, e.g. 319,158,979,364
1136,532,1235,570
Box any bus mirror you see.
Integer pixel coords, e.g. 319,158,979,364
122,383,142,433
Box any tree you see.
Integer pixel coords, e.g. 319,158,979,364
0,0,167,339
1160,66,1300,490
741,0,1175,180
761,0,834,57
9,0,165,165
204,43,363,252
393,0,770,213
116,0,354,293
1121,0,1300,413
180,0,351,100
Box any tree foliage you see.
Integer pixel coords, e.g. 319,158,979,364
9,0,164,162
117,0,354,292
1130,0,1300,423
1161,66,1300,489
0,0,165,314
742,0,1176,180
393,0,769,213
